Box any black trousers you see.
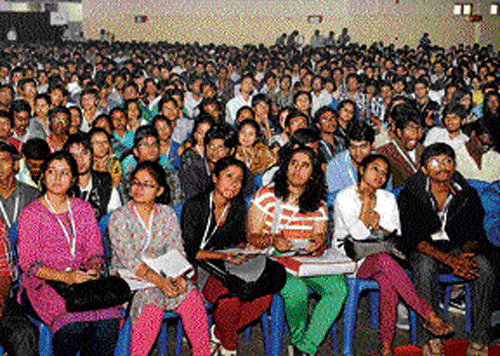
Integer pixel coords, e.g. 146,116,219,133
0,298,38,356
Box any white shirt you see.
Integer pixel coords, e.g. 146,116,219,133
333,185,401,249
311,89,333,116
455,146,500,183
184,91,202,119
423,127,468,153
225,93,253,125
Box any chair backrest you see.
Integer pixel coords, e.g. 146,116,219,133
98,213,112,275
173,203,183,222
391,185,404,198
8,221,19,267
466,179,490,195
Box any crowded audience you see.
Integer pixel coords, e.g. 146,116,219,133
0,32,498,356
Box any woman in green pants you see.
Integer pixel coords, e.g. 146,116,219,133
247,146,348,356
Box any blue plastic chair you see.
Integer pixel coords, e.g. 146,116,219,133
158,300,270,356
439,274,472,332
342,277,418,356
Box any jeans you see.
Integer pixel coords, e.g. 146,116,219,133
409,250,495,345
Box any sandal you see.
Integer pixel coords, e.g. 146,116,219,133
422,339,444,356
423,313,455,337
210,325,222,356
467,342,488,356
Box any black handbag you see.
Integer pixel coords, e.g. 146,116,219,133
200,255,286,302
46,276,132,312
343,230,405,262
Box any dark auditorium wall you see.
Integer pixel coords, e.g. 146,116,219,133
0,11,60,43
78,0,497,48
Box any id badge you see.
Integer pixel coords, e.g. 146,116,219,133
431,229,450,242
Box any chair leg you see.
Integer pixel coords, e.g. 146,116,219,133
269,294,284,356
465,284,472,333
369,291,380,330
343,278,360,356
260,311,270,355
157,321,168,356
330,321,338,353
175,319,183,356
408,308,417,345
114,318,132,356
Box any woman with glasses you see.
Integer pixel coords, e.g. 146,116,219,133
109,160,210,356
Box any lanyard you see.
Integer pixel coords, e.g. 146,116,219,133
44,196,77,258
0,194,19,229
200,192,229,250
132,204,155,254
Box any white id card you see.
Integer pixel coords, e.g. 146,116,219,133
431,229,450,242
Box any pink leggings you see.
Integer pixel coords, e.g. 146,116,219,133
356,253,433,345
130,289,210,356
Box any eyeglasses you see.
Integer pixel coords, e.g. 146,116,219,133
428,157,454,168
138,141,158,148
131,180,157,189
71,149,90,157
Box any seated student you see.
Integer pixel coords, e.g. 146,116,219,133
454,120,500,183
0,110,21,151
180,123,254,201
424,103,469,153
89,128,123,188
248,147,347,356
0,142,39,228
17,151,122,356
109,161,210,356
334,154,453,356
268,107,291,150
326,119,377,196
182,157,271,356
332,99,357,151
0,219,38,356
110,107,134,158
64,133,121,222
28,94,52,140
121,125,184,206
313,106,344,162
376,104,424,189
10,99,32,144
397,143,495,356
235,119,277,176
152,114,181,171
46,106,70,153
17,138,50,189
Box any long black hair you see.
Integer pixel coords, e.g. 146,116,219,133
273,146,326,214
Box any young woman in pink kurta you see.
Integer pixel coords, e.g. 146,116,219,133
17,151,121,356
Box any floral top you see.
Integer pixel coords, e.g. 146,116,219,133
109,202,194,322
18,198,121,333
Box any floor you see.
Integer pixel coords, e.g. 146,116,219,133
159,294,481,356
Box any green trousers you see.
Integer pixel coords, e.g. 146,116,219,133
280,273,348,355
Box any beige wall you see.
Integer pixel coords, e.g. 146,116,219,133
81,0,499,49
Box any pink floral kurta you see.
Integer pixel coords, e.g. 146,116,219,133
17,198,122,333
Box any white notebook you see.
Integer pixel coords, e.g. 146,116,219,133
118,249,193,291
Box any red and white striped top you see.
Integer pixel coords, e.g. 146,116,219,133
251,186,327,240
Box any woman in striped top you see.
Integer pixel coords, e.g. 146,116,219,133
247,146,348,356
